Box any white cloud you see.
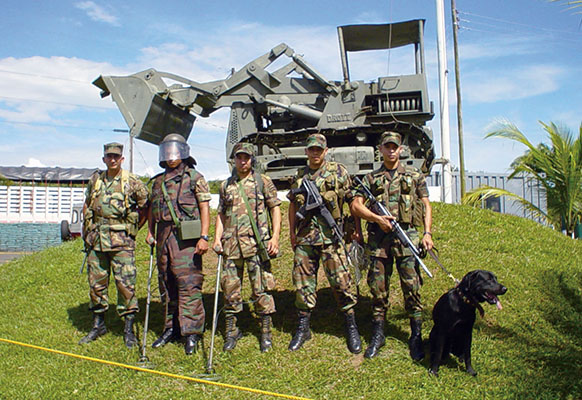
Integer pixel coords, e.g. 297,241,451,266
463,64,565,104
74,1,119,26
25,158,46,167
0,19,578,178
458,36,538,61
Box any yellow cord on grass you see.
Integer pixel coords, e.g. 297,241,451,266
0,337,311,400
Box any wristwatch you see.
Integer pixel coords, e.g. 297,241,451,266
200,235,209,241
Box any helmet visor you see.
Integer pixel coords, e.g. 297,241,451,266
159,140,190,162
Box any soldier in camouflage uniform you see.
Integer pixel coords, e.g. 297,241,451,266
146,134,211,355
213,142,281,353
287,133,362,354
350,131,434,360
79,142,148,348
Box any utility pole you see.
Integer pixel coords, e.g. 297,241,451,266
113,128,132,172
451,0,466,198
435,0,453,203
129,134,134,173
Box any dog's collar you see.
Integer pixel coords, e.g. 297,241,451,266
455,287,485,317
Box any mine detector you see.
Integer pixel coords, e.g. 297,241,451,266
93,19,435,188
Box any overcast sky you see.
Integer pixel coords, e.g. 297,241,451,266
1,0,581,179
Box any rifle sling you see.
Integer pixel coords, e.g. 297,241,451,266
237,180,269,258
161,175,182,229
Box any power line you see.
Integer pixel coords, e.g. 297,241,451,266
0,69,91,84
0,119,120,131
0,119,224,152
0,95,112,110
459,10,580,35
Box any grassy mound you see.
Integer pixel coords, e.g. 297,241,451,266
0,203,581,399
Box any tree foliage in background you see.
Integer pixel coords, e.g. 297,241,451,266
463,121,582,236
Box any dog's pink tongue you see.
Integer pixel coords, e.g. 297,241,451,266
496,299,502,310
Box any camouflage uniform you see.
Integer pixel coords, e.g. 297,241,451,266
289,161,357,313
357,163,429,320
150,162,211,336
218,172,280,315
288,133,361,354
84,165,148,317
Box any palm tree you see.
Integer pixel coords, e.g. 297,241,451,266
550,0,582,10
463,121,582,237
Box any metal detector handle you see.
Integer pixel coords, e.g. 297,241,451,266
140,244,155,361
206,254,223,374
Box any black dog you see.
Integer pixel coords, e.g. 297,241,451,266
429,270,507,377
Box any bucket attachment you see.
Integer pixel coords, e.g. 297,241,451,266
93,72,195,145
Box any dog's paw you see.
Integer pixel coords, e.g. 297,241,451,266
466,367,477,377
428,368,439,377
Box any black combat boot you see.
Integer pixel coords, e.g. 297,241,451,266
123,314,138,349
152,327,180,348
408,318,425,361
223,314,243,351
364,319,386,359
288,311,312,351
259,314,273,353
184,334,201,355
344,311,362,354
78,313,107,345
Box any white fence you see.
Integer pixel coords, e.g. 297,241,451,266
0,185,85,223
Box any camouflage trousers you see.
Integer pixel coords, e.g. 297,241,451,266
292,243,357,313
86,249,138,317
368,255,422,320
221,254,276,315
157,232,205,336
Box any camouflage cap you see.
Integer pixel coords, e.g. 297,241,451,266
380,131,402,146
103,142,123,155
306,133,327,149
233,142,255,156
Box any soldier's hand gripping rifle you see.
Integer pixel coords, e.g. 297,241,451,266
290,179,361,284
353,176,433,279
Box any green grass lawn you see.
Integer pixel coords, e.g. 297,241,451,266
1,202,581,399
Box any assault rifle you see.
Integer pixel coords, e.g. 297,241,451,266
290,179,361,284
353,176,433,278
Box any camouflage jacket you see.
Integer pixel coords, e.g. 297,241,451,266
288,161,353,246
150,163,211,224
355,163,429,258
84,169,148,252
218,172,280,259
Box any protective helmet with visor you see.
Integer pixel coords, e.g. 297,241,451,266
158,133,196,167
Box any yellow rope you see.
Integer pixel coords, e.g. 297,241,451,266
0,337,311,400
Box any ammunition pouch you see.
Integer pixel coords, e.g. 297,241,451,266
84,228,98,250
323,190,341,220
398,174,414,224
260,260,277,291
177,219,202,241
125,211,140,237
398,194,413,224
412,199,425,228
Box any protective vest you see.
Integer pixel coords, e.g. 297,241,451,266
296,162,345,221
366,164,424,227
151,165,201,223
87,169,140,236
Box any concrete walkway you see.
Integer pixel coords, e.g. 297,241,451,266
0,252,31,265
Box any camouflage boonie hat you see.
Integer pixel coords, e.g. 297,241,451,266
104,142,123,155
380,131,401,146
306,133,327,149
232,142,254,157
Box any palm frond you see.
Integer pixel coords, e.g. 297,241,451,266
462,185,549,224
481,120,582,235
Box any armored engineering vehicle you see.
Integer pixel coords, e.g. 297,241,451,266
93,19,435,187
